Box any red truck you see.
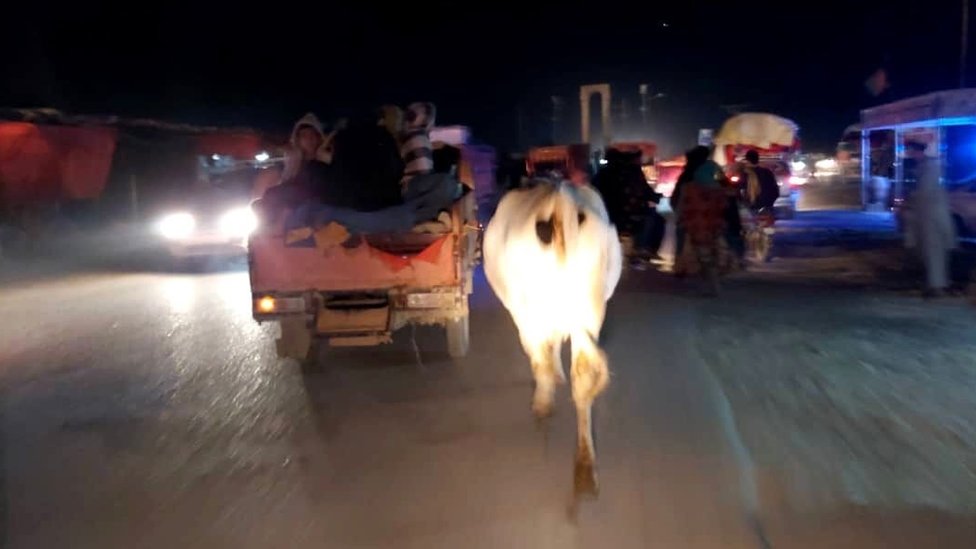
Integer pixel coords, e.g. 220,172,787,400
525,144,592,179
248,144,482,363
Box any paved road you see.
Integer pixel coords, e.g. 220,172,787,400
0,266,972,548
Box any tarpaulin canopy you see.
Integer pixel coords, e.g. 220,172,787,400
712,113,800,166
0,122,117,205
713,113,799,149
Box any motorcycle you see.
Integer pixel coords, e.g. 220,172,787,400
744,206,776,263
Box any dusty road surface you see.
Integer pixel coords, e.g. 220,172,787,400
0,261,974,548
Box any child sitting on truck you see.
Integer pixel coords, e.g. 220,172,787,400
254,113,335,224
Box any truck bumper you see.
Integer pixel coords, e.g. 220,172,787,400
252,287,467,346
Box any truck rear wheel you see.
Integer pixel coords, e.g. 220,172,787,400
446,314,470,358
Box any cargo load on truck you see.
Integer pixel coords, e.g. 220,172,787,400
248,106,487,361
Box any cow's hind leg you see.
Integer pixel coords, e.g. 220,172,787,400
523,335,562,418
570,331,609,495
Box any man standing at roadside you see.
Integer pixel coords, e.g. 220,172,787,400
904,141,956,298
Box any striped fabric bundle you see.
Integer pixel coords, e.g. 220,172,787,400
400,102,436,185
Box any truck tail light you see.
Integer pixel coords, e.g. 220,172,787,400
254,295,306,315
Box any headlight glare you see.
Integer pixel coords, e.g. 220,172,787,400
158,212,196,240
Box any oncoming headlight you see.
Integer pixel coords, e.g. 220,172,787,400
157,212,196,240
219,207,258,237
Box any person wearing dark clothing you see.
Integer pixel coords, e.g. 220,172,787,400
284,160,334,207
592,150,627,226
671,146,711,217
671,146,711,258
740,149,779,212
723,178,746,261
593,149,661,261
329,120,405,211
638,188,666,261
256,114,336,225
399,102,436,186
432,145,461,175
724,149,779,262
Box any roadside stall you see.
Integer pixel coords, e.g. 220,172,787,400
0,109,284,260
0,121,118,252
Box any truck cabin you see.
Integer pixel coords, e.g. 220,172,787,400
526,144,592,179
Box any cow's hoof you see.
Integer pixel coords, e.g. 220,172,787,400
574,460,599,498
532,398,554,419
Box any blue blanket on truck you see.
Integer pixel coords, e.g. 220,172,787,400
283,173,461,247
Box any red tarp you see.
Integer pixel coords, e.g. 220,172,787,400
0,122,118,204
372,235,449,272
196,132,266,159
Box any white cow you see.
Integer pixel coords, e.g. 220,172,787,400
483,179,622,494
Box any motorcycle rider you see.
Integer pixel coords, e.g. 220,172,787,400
592,148,663,268
740,149,780,212
737,149,781,262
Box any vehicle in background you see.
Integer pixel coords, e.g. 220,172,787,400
652,156,685,199
786,153,841,181
525,144,592,179
714,113,802,218
606,141,658,182
153,152,281,261
836,123,894,180
947,179,976,238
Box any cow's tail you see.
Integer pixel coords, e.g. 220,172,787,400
535,183,580,262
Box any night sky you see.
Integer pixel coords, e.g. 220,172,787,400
2,1,971,155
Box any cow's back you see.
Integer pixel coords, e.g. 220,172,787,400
482,183,558,310
484,181,621,336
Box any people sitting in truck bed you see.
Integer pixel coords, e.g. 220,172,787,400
328,112,404,211
255,113,335,221
281,112,332,182
377,105,404,142
259,104,468,242
400,102,436,186
432,143,461,176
